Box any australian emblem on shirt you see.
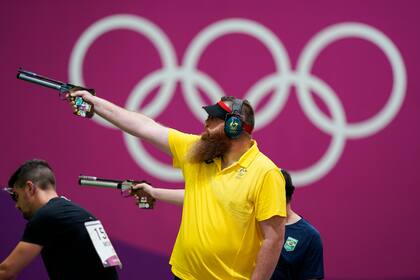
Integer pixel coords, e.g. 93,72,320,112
235,167,248,179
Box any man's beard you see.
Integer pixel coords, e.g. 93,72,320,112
187,128,231,163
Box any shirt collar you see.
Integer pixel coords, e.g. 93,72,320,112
213,140,260,171
237,140,259,168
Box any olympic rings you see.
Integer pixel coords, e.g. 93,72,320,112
69,15,406,186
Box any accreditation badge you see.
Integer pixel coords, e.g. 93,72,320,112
85,220,122,268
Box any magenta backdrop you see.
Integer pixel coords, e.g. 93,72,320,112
1,1,419,279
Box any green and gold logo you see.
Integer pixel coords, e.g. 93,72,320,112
284,236,298,252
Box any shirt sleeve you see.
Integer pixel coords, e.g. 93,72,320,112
168,128,200,169
255,168,287,221
299,233,325,279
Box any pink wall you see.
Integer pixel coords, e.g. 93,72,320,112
1,1,419,279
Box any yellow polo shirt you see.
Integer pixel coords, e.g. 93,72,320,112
168,129,286,280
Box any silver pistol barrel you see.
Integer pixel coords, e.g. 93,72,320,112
78,176,121,189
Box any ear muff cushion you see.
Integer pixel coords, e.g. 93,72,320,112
224,114,243,138
224,99,244,138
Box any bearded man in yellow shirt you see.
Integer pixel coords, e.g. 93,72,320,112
71,91,286,280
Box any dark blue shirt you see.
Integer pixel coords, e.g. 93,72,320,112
271,218,324,280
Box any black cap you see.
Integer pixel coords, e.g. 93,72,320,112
202,101,230,120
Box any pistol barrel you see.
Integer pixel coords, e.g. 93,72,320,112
78,176,123,189
17,71,62,91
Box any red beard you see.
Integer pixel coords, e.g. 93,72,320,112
187,128,231,163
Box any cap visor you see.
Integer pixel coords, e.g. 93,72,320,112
202,104,227,120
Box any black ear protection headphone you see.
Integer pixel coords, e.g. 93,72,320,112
224,98,244,139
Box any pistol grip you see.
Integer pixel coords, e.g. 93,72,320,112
131,188,155,209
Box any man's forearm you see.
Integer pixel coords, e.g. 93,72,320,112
152,188,184,206
90,96,155,137
0,262,16,280
84,94,171,154
0,242,42,280
251,238,283,280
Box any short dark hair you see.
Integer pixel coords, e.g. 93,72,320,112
221,96,255,129
281,169,295,203
8,159,56,190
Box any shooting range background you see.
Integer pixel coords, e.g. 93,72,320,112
1,1,419,279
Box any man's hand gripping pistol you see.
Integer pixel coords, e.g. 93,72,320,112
78,175,155,209
17,68,95,118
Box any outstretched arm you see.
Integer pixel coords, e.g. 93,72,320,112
0,242,42,280
132,182,184,206
71,90,170,154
